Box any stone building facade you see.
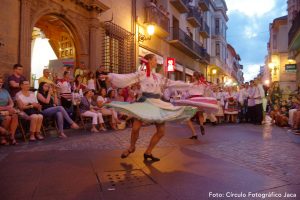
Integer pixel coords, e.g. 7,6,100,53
0,0,242,85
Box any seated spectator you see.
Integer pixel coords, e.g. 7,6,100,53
275,106,289,127
0,76,18,145
80,89,106,132
73,75,87,92
17,80,44,141
37,82,79,138
126,89,136,103
107,89,117,101
270,104,280,124
57,71,72,109
292,109,300,133
38,69,55,85
115,88,125,102
8,64,27,100
97,88,121,130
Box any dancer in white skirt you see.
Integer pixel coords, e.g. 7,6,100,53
173,72,218,139
103,54,198,162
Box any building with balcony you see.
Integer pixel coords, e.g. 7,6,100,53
0,0,235,85
226,44,243,85
206,0,230,85
288,0,300,86
266,15,297,93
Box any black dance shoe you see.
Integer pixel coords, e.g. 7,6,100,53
143,154,160,162
189,135,198,140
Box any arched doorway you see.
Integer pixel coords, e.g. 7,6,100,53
31,15,77,87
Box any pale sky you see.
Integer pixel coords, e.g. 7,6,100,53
226,0,287,82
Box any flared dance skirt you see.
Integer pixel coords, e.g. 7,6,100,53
107,99,197,123
172,96,219,114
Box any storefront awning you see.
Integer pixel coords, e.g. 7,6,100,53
185,68,194,76
139,47,164,64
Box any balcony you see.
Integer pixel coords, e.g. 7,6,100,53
198,0,209,11
145,5,170,37
288,11,300,48
170,0,189,13
187,7,202,27
169,27,210,63
199,21,209,38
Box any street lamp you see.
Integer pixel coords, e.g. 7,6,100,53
268,62,275,69
268,62,278,75
211,69,217,83
138,24,155,43
264,80,270,85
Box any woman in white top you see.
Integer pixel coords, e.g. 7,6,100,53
17,80,44,141
97,88,120,130
87,72,96,90
224,87,238,123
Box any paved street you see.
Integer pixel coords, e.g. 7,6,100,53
0,122,299,200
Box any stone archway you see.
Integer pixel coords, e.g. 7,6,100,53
19,0,102,81
31,14,82,84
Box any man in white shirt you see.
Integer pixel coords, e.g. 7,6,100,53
253,79,265,125
247,81,256,123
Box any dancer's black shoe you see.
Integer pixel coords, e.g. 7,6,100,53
189,135,198,140
144,153,160,162
121,148,135,159
200,126,205,135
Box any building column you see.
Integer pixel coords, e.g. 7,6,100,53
19,0,32,79
89,18,100,71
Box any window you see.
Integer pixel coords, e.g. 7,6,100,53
216,42,220,57
102,22,135,74
215,18,220,35
273,34,277,49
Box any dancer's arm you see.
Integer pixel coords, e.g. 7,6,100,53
104,72,142,88
165,78,191,90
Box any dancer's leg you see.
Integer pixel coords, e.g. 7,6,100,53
198,111,205,135
145,123,165,155
187,119,197,139
121,119,142,158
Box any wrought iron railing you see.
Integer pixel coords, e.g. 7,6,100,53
198,0,210,8
200,21,210,35
102,22,135,74
145,5,170,33
289,11,300,45
170,27,209,62
187,7,202,25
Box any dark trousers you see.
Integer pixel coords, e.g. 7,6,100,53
239,100,248,122
247,106,255,123
254,103,263,124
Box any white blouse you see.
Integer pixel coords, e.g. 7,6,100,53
108,71,190,95
17,92,38,105
87,79,96,90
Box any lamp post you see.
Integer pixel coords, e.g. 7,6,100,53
212,69,217,84
268,62,278,82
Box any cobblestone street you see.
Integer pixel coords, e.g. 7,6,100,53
0,122,299,200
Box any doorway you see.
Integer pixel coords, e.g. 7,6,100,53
31,15,77,87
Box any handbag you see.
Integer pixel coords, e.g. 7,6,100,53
24,108,41,115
